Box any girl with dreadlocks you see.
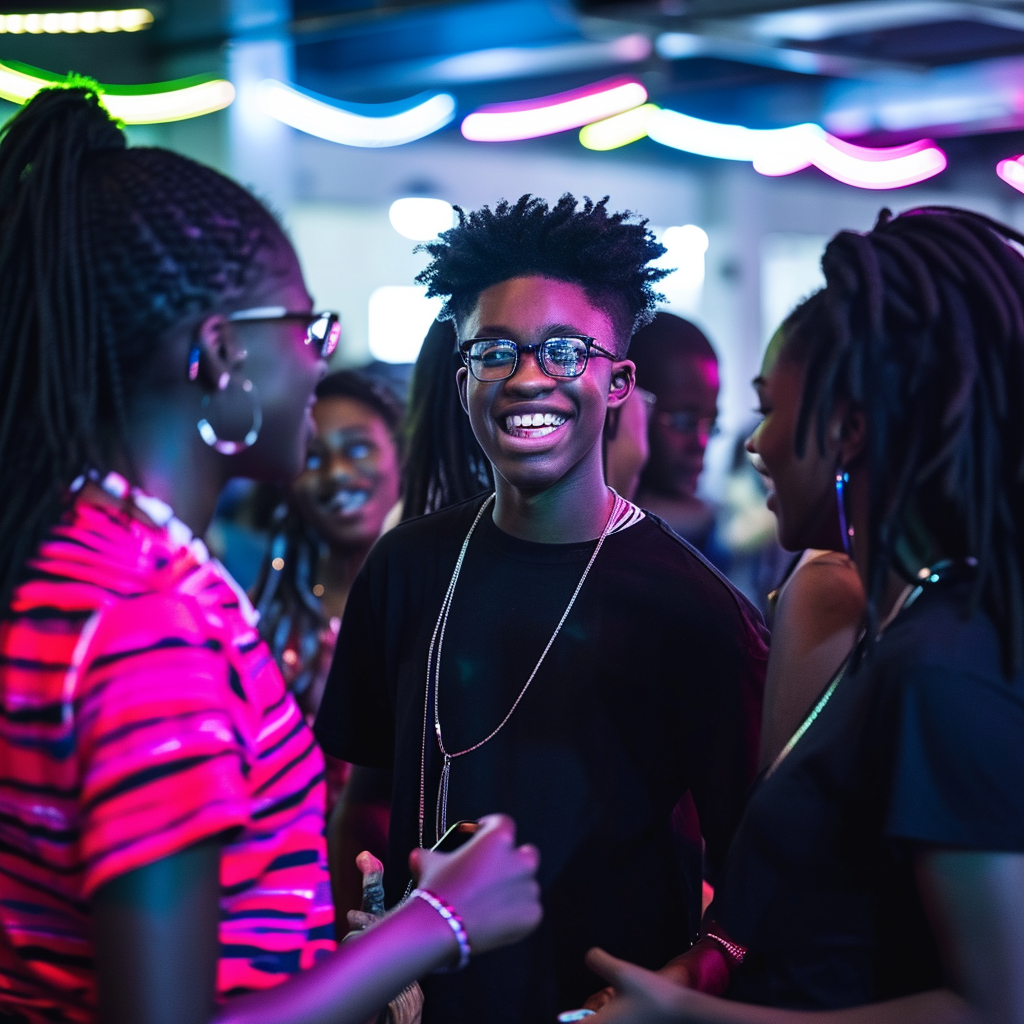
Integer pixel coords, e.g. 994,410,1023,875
584,206,1024,1024
0,86,541,1024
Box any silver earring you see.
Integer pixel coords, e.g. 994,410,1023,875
835,469,854,556
197,376,262,455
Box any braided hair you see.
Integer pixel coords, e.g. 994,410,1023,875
0,85,285,608
782,207,1024,672
416,194,668,352
400,318,493,520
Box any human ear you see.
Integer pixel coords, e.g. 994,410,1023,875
190,314,248,392
607,360,635,410
456,365,470,415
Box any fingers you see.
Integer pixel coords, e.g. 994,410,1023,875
356,850,384,878
585,948,630,989
583,986,616,1011
357,850,386,917
474,812,517,844
408,846,422,881
346,909,377,931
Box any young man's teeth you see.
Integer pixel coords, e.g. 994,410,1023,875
506,412,566,431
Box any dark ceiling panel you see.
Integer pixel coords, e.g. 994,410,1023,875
805,18,1024,65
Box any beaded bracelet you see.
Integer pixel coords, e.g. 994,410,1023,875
410,888,471,972
700,922,747,971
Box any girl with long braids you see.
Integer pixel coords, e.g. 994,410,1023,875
585,207,1024,1023
0,86,540,1024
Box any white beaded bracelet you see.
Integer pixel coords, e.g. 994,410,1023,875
410,888,471,972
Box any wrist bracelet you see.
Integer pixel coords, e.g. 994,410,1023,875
410,888,471,972
700,922,747,972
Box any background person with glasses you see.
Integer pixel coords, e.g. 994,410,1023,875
631,313,725,563
316,195,768,1024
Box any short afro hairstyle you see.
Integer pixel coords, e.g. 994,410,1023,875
415,194,668,354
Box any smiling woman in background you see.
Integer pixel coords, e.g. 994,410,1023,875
253,369,402,726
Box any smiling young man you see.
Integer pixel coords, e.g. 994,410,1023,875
315,195,768,1024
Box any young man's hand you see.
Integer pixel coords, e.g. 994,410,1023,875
409,813,542,955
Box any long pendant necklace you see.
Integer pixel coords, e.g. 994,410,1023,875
417,488,632,849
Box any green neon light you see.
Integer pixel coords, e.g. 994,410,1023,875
0,61,234,123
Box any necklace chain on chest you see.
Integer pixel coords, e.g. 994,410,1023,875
417,489,632,849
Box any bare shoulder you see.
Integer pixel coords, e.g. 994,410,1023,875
776,550,865,634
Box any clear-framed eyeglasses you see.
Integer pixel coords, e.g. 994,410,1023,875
459,335,617,382
228,306,341,359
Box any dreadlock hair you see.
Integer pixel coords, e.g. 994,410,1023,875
781,206,1024,674
415,194,669,354
0,85,286,611
400,318,493,519
251,370,403,703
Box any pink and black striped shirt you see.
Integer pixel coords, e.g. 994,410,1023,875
0,495,334,1023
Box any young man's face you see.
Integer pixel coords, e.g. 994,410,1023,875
456,275,635,494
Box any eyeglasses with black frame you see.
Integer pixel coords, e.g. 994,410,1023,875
228,306,342,359
460,336,618,382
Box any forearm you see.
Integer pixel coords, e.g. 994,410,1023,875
215,897,456,1024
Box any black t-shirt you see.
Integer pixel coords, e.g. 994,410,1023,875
315,496,768,1023
713,581,1024,1010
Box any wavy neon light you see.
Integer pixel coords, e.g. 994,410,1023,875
0,62,234,123
581,104,945,189
258,81,456,148
997,156,1024,194
461,76,647,142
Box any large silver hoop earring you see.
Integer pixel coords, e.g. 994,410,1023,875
835,469,854,557
197,376,262,455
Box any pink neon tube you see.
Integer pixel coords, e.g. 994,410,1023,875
461,76,647,142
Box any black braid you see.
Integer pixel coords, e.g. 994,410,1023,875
0,85,285,612
783,206,1024,673
400,318,493,519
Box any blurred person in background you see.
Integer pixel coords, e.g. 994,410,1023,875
631,313,724,561
252,369,403,725
585,207,1024,1024
0,86,541,1024
316,195,767,1024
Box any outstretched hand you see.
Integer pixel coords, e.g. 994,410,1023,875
409,813,542,956
584,949,696,1024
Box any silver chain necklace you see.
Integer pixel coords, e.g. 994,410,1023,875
417,489,628,848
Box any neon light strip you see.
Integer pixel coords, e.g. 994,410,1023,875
0,62,234,123
258,80,456,148
585,104,946,189
997,156,1024,194
461,76,647,142
0,8,152,33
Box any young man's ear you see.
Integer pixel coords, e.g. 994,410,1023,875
456,365,471,415
607,360,636,410
190,313,248,391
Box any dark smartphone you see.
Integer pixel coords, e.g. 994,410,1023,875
431,819,480,853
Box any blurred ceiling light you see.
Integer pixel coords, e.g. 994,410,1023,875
996,156,1024,194
580,103,659,150
461,76,647,142
0,62,234,123
645,108,945,188
0,7,152,33
368,286,443,364
389,197,454,241
744,1,1024,41
258,81,456,147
